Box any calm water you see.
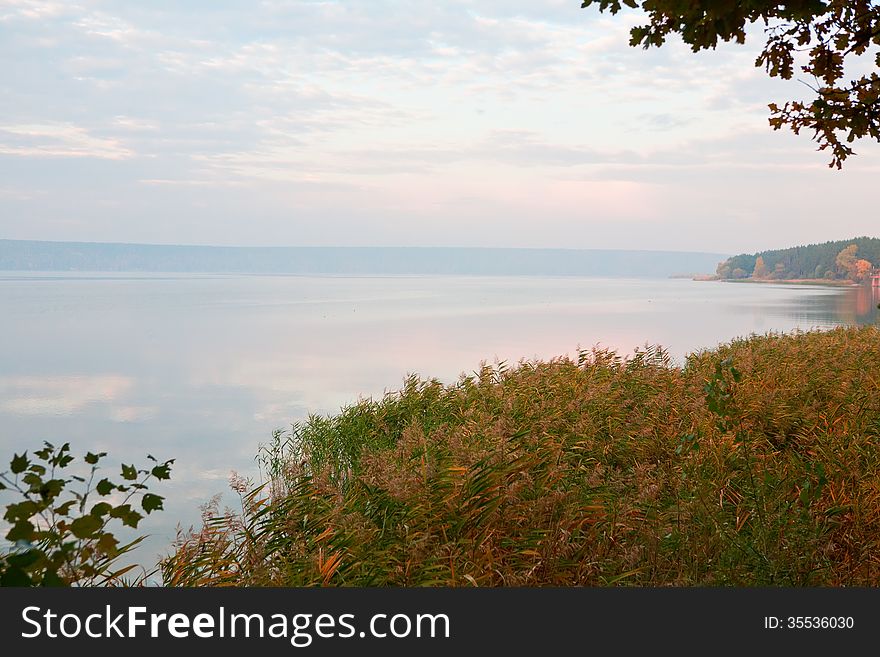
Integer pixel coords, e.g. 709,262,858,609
1,273,878,569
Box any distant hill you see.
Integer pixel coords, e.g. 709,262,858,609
716,237,880,282
0,240,726,278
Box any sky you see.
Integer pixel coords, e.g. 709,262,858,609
1,0,878,254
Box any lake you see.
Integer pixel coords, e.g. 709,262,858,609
1,273,878,571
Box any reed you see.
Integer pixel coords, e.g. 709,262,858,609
162,326,880,586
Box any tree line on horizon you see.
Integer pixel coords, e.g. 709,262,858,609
716,237,880,282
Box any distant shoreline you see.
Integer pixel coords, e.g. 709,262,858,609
695,275,858,287
0,239,727,278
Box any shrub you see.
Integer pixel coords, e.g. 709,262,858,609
0,442,173,586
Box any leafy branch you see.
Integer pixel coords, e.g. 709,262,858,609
0,442,173,587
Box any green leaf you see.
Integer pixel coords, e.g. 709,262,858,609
0,566,33,587
142,493,164,514
39,479,65,501
6,549,41,570
110,504,144,528
90,502,112,518
40,569,66,587
6,520,36,542
54,445,74,468
121,464,137,481
4,500,41,523
95,478,115,496
151,463,172,480
70,515,102,539
85,452,100,465
22,473,43,489
10,453,29,474
54,500,76,516
96,533,119,556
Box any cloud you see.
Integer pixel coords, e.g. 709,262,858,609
0,0,876,250
109,405,157,422
0,123,134,159
112,116,160,132
0,0,78,22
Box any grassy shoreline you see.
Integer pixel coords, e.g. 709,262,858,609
695,276,858,287
725,278,858,287
163,326,880,587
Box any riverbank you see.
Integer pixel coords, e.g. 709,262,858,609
164,326,880,587
696,275,858,287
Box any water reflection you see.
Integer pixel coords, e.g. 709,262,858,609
0,375,134,416
745,284,879,328
0,274,876,568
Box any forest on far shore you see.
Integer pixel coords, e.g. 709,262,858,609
716,237,880,282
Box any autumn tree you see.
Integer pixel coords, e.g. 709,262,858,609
752,255,769,278
854,257,874,281
835,243,860,278
581,0,880,168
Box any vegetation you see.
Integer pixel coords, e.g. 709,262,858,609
0,444,173,586
716,236,879,281
4,328,877,588
162,326,880,587
581,1,880,168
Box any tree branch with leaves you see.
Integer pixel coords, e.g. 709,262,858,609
0,442,173,586
581,0,880,168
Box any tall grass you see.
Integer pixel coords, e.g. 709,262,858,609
162,327,880,586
